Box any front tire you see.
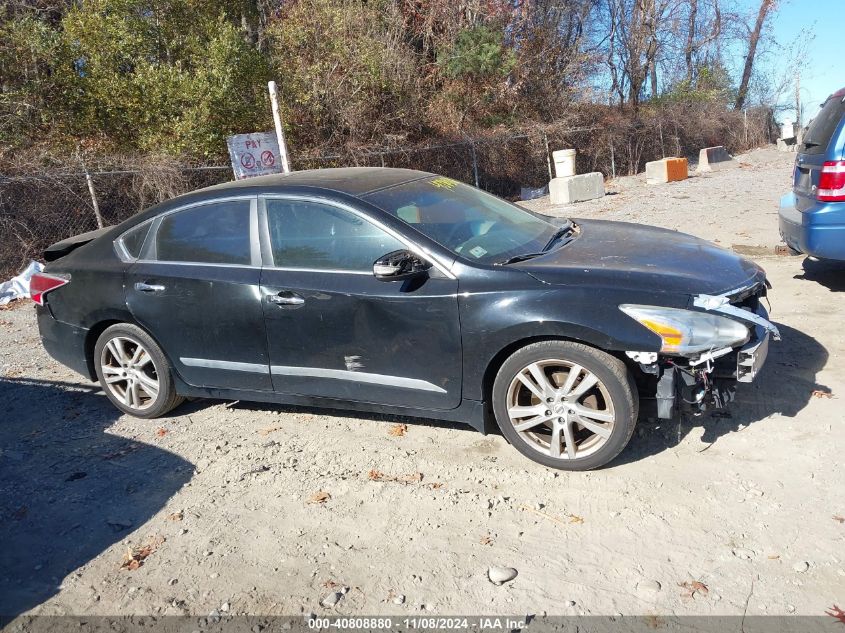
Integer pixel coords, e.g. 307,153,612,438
94,323,184,418
492,341,638,470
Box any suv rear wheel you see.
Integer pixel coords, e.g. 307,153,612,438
492,341,638,470
94,323,184,418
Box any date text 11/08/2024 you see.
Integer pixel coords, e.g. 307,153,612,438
307,617,527,630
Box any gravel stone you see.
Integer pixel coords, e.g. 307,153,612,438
488,566,518,585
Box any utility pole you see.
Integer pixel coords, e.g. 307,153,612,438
795,72,802,131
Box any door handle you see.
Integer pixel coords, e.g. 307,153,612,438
268,292,305,306
135,282,165,293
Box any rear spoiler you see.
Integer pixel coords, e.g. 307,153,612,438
44,226,112,262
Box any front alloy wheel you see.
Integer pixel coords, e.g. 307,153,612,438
493,341,638,470
94,323,184,418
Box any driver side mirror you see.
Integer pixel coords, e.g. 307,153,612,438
373,249,432,282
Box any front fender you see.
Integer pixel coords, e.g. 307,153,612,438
458,284,667,401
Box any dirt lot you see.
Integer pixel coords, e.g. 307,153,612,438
1,146,843,620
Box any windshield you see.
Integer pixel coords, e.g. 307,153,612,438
364,176,562,264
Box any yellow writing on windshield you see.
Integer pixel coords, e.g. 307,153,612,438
430,177,458,190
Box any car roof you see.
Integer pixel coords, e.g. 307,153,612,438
199,167,433,197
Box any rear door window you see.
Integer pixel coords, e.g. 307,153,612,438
266,199,404,271
802,96,845,155
154,200,252,265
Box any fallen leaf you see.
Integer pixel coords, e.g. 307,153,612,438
322,579,340,589
678,580,709,599
426,482,445,490
480,535,493,546
833,515,845,524
826,605,845,624
308,491,331,504
811,389,833,399
388,423,408,437
258,426,282,436
166,511,183,522
368,469,423,484
398,472,423,484
121,535,165,571
519,504,582,528
155,428,168,437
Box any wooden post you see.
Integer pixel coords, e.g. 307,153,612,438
84,169,104,229
268,81,292,173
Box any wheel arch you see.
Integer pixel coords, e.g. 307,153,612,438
84,313,171,381
480,333,634,434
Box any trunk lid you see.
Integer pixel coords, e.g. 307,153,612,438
794,90,845,211
44,226,112,262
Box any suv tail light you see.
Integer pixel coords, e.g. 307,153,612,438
30,273,70,306
817,160,845,201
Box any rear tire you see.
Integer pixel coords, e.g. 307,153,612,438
94,323,184,418
492,340,638,470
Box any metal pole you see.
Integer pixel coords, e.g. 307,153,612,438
268,81,291,173
610,144,616,180
658,122,665,158
744,108,748,145
543,133,553,181
84,170,104,229
470,142,480,188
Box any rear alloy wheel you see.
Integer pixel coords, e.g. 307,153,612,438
94,323,184,418
492,341,638,470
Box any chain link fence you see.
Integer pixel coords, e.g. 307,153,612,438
0,107,775,279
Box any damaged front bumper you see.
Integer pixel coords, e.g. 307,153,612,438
634,285,779,418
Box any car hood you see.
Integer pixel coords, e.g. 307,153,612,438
515,219,766,296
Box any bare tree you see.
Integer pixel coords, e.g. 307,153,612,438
683,0,721,82
734,0,774,109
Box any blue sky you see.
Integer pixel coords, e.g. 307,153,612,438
750,0,842,121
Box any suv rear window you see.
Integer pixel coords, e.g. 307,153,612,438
802,95,845,155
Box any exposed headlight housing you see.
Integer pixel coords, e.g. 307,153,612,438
620,304,750,355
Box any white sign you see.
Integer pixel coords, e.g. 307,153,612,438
226,132,283,180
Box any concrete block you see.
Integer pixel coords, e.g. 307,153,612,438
777,137,797,152
696,146,736,172
549,172,605,204
645,157,688,184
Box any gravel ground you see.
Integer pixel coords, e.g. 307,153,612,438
520,146,791,254
1,146,843,620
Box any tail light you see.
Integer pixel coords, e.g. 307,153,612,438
30,273,70,306
817,160,845,201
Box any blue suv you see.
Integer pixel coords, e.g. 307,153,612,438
779,87,845,260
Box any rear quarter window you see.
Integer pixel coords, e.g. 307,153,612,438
802,96,845,155
118,222,151,259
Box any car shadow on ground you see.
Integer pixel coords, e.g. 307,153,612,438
614,323,829,466
227,399,475,434
793,257,845,292
0,377,193,619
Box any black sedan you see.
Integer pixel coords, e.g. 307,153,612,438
33,168,779,470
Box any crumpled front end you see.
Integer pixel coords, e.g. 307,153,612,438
628,281,779,419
